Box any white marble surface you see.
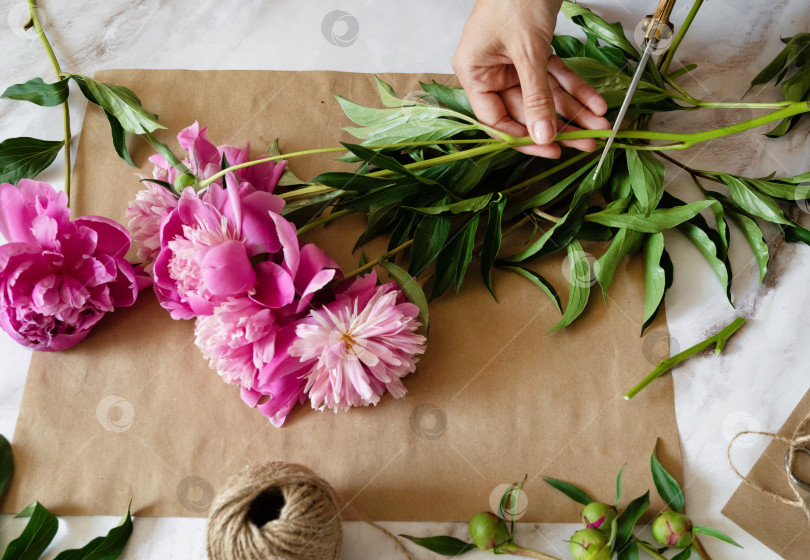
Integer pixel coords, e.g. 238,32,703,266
1,0,809,558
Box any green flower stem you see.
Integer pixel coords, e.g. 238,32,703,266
502,151,594,195
342,239,413,281
28,0,71,204
623,317,746,400
692,101,793,109
279,183,336,201
198,139,506,189
635,538,669,560
554,101,810,148
496,543,560,560
296,209,351,236
660,0,705,75
533,208,561,223
366,143,510,178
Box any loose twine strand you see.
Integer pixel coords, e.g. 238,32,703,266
727,408,810,524
207,461,413,560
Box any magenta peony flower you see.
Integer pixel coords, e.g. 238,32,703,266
290,271,427,411
129,122,288,274
0,180,141,351
149,122,287,192
153,173,340,320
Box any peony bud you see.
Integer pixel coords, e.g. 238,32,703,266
581,502,617,533
651,511,694,548
469,511,509,551
173,172,196,190
569,528,611,560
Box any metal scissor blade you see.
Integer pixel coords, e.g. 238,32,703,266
592,39,657,179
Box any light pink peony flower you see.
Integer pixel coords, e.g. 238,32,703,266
0,180,141,352
290,271,427,411
125,181,178,272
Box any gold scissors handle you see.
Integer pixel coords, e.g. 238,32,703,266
644,0,676,42
785,445,810,492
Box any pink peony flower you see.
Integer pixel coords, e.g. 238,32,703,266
0,180,141,352
194,296,317,427
125,181,177,272
290,271,427,411
149,122,287,192
128,122,288,273
153,175,341,320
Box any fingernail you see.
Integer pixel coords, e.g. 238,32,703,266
531,120,556,145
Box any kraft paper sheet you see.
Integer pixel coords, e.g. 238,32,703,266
723,388,810,559
3,69,681,521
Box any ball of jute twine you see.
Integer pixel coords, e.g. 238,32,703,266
207,462,343,560
207,461,414,560
727,407,810,524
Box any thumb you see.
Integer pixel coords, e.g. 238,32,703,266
514,46,558,145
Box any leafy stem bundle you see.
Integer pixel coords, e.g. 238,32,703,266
239,0,810,335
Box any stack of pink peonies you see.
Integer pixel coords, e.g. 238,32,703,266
0,180,144,352
127,123,426,426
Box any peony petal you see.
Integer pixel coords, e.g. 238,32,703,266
74,216,132,257
268,212,299,276
238,192,285,254
252,261,295,308
201,240,255,296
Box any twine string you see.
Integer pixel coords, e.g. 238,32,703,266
207,461,414,560
727,408,810,524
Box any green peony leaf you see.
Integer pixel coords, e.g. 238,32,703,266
651,443,685,512
480,194,506,297
500,265,562,313
641,232,672,334
541,476,593,506
2,77,69,107
71,75,163,135
549,240,591,332
0,434,13,500
614,491,650,551
53,502,133,560
3,501,58,560
626,150,665,216
0,137,63,184
693,526,742,547
379,258,429,329
585,201,715,233
399,535,476,556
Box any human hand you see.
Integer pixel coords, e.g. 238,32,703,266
452,0,610,158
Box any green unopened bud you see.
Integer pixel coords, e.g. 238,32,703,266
469,511,509,551
173,172,196,191
651,511,694,548
569,528,611,560
581,502,617,534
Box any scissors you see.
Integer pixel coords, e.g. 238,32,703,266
785,445,810,492
592,0,677,179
